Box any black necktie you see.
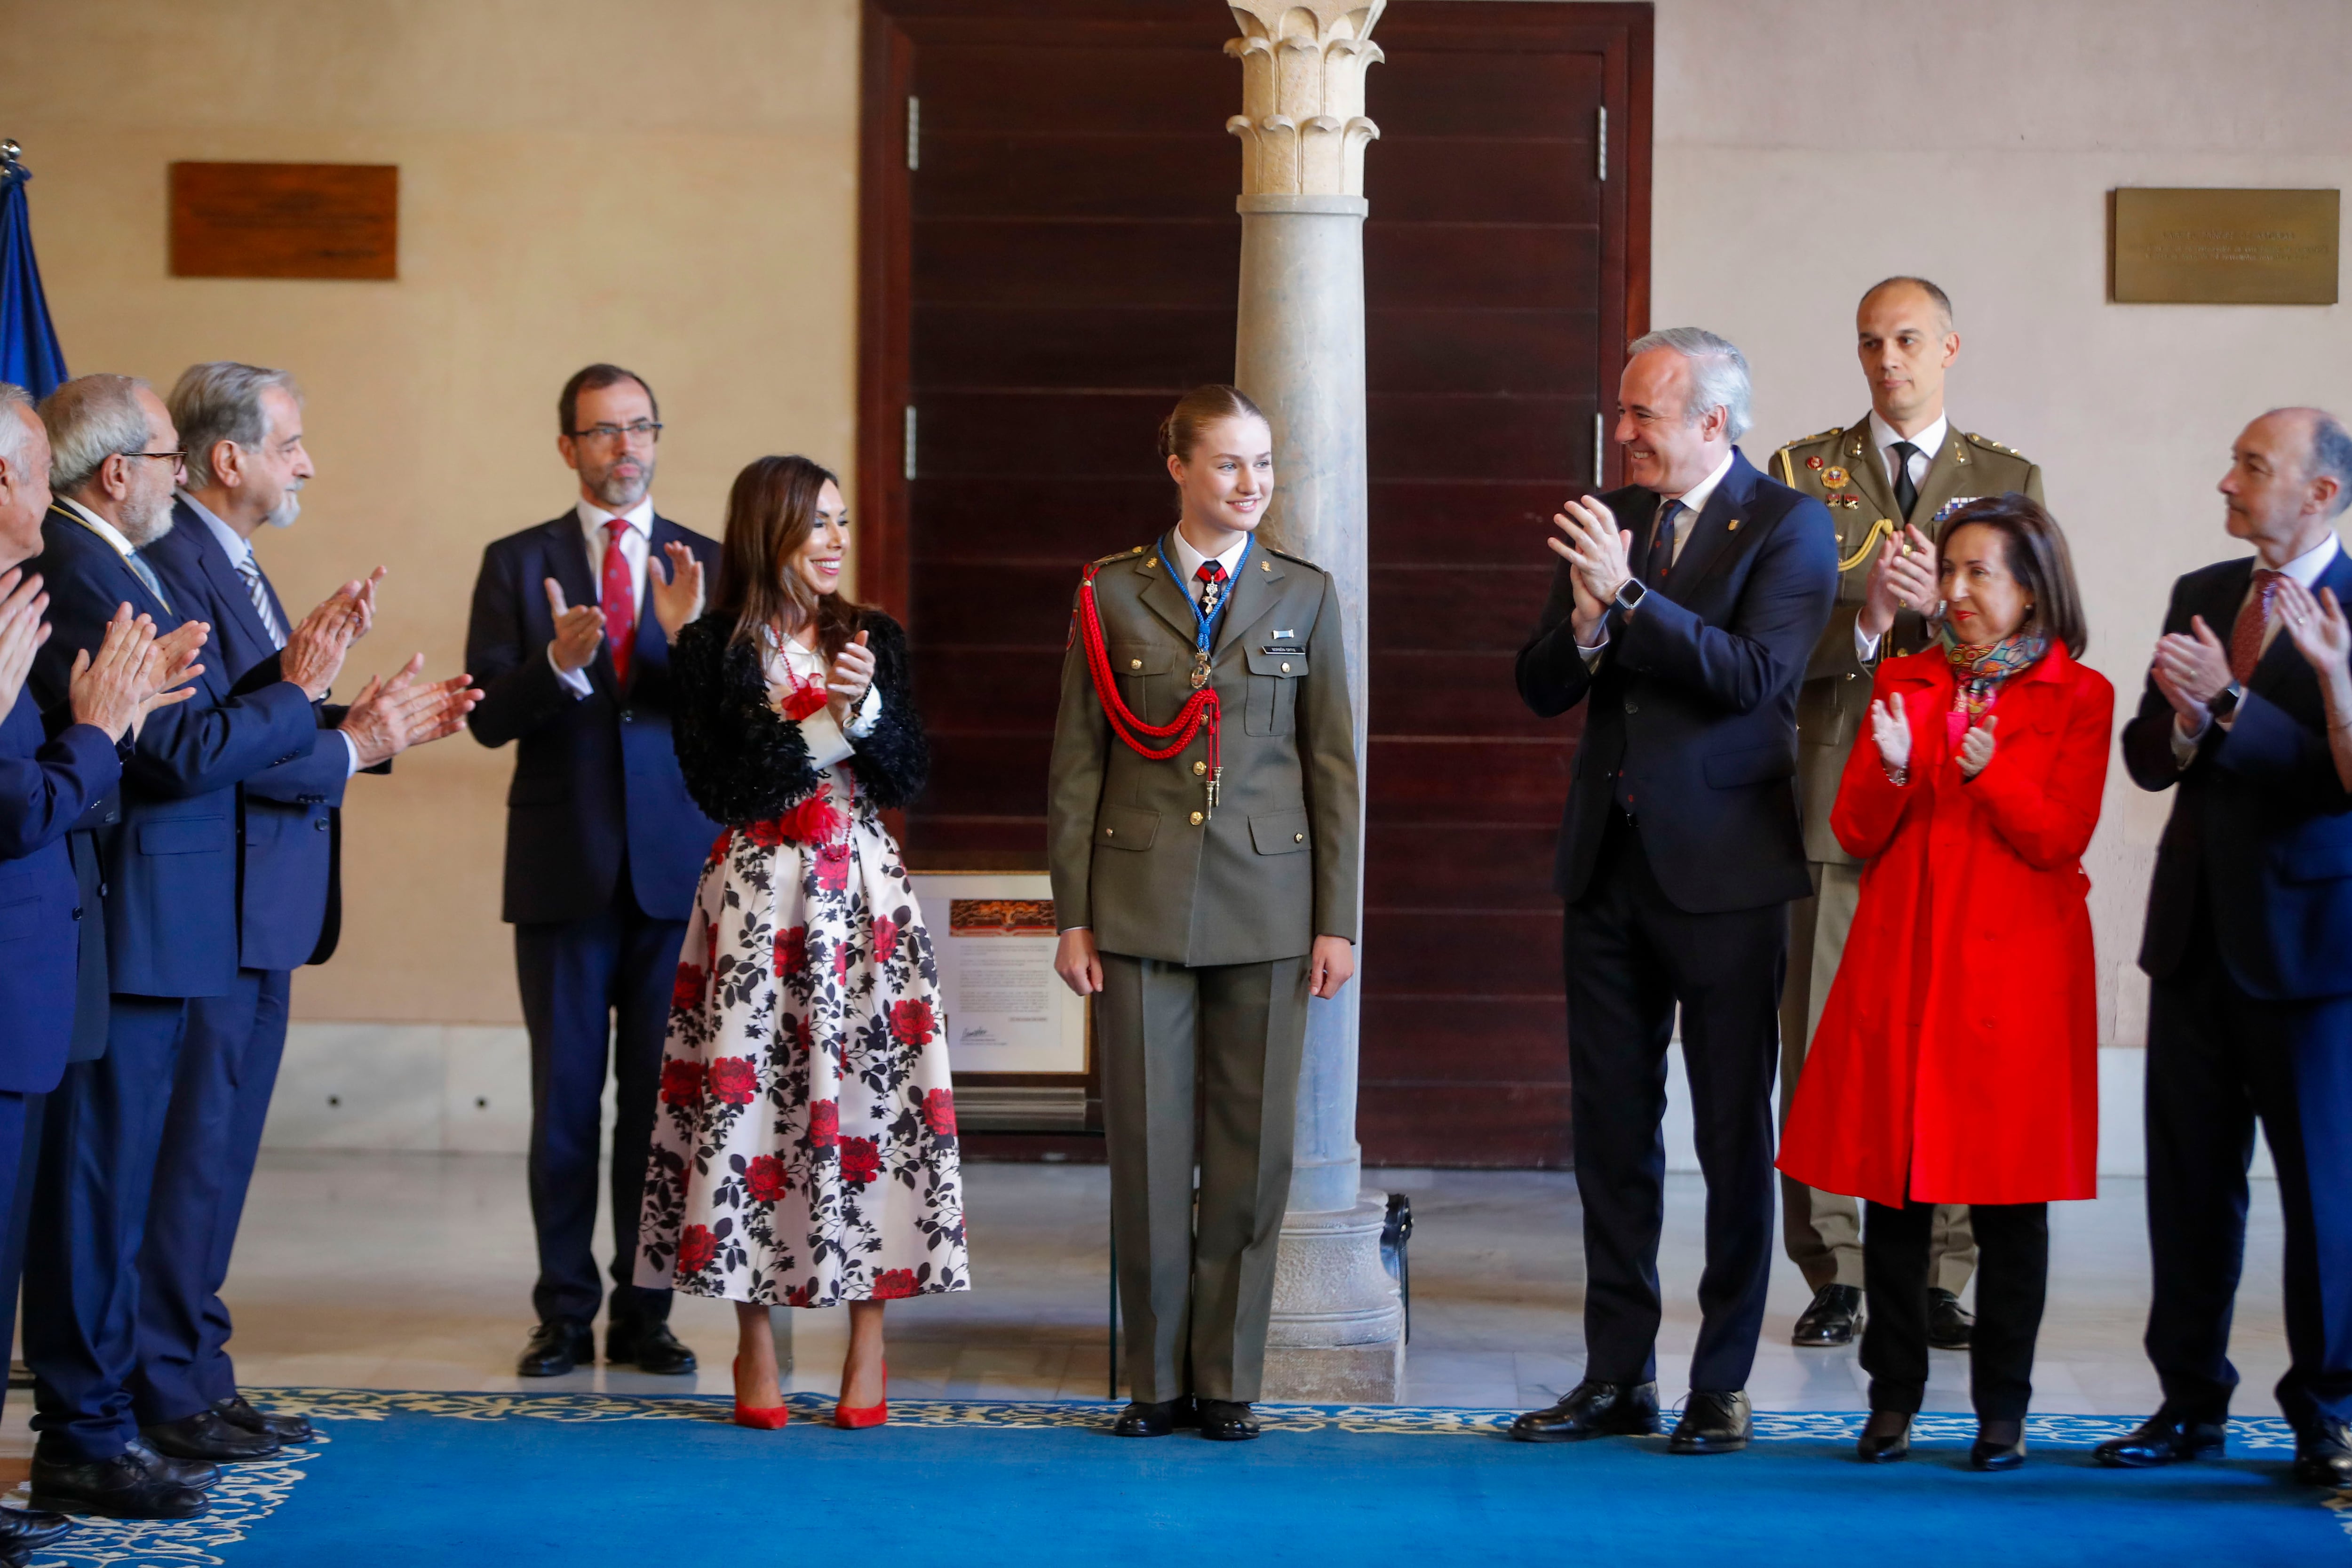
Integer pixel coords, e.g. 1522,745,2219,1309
1891,441,1921,520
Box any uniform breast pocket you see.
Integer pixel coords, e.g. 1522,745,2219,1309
1111,642,1178,720
1244,648,1305,736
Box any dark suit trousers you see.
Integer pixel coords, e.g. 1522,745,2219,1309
1863,1198,2047,1420
131,967,290,1425
1097,951,1308,1405
2145,912,2352,1431
1565,812,1784,1393
515,877,682,1329
24,996,189,1461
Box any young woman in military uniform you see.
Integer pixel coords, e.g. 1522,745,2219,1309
1048,384,1360,1442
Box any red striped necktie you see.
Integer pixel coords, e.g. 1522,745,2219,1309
602,519,636,683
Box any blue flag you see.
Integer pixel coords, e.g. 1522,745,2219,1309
0,145,67,398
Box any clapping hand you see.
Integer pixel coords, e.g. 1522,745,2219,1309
1870,691,1911,773
1958,714,1999,779
2151,615,2234,735
544,578,606,674
649,542,705,641
827,630,875,729
281,579,370,700
338,653,485,766
0,568,50,720
2276,578,2352,691
71,604,204,743
1547,494,1634,645
1858,525,1939,641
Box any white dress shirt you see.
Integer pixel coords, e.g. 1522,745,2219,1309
2172,530,2342,762
763,627,882,770
178,490,360,775
551,496,656,695
1852,413,1954,663
1170,527,1252,610
1578,448,1736,661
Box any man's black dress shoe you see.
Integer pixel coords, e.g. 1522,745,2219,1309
142,1410,282,1463
214,1393,315,1445
143,1442,222,1492
28,1443,209,1520
2092,1406,2227,1468
1856,1411,1911,1463
1928,1288,1975,1350
0,1506,72,1550
1509,1379,1661,1442
1198,1399,1260,1442
606,1320,698,1375
2292,1421,2352,1487
1112,1397,1198,1437
1669,1389,1752,1454
1792,1284,1863,1347
516,1319,594,1377
1971,1420,2026,1471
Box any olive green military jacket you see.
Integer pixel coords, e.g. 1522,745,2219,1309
1047,533,1361,967
1772,417,2044,864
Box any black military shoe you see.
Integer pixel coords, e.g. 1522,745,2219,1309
28,1442,209,1520
1510,1379,1662,1442
1792,1284,1864,1347
1198,1399,1260,1442
1928,1288,1975,1350
214,1393,315,1445
2092,1406,2227,1469
0,1505,73,1552
1112,1396,1198,1437
143,1441,221,1493
142,1411,281,1464
516,1319,594,1377
2293,1420,2352,1487
606,1320,698,1375
1669,1389,1753,1455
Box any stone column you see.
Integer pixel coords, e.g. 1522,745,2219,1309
1226,0,1403,1403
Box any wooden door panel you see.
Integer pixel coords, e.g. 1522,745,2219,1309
1363,1001,1571,1080
1369,392,1599,481
913,304,1236,389
1366,225,1600,310
1369,482,1588,564
918,44,1234,135
1359,1084,1573,1168
1363,825,1560,908
1368,565,1559,651
910,479,1174,559
1371,141,1603,225
916,388,1179,477
914,221,1239,307
914,135,1237,219
1367,308,1599,396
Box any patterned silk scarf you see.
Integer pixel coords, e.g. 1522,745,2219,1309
1940,627,2048,745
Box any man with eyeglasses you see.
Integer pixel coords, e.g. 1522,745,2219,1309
19,374,364,1520
465,363,718,1379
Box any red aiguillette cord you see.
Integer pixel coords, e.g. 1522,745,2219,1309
1075,564,1220,812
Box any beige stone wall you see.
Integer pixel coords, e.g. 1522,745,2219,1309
6,0,862,1024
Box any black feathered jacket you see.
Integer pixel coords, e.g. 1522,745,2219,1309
667,610,929,827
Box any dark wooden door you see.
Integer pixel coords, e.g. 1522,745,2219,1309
861,0,1651,1167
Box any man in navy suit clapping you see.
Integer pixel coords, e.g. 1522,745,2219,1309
133,362,478,1467
466,365,718,1379
2105,407,2352,1486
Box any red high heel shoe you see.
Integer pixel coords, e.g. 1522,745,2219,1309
732,1356,790,1430
834,1361,887,1429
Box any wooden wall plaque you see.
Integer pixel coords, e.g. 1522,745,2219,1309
2110,187,2338,305
170,162,398,280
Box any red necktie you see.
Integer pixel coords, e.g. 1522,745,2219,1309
2229,568,2285,684
602,519,636,685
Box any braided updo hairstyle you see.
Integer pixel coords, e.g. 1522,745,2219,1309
1157,383,1266,465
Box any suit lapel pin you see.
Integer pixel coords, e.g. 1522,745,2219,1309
1727,517,1740,531
1806,454,1824,470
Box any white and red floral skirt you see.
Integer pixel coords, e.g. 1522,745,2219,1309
635,770,969,1306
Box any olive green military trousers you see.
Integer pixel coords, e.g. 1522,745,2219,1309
1780,860,1977,1296
1097,951,1310,1404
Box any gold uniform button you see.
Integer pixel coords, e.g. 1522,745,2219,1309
1128,658,1142,670
1192,760,1206,775
1260,561,1271,571
1280,661,1292,673
1189,811,1204,826
1293,832,1304,843
1104,828,1115,837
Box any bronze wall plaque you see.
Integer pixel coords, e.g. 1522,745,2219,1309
2110,188,2338,305
170,162,398,280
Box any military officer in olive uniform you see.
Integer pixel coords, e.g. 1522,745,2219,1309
1771,277,2045,1352
1049,384,1360,1444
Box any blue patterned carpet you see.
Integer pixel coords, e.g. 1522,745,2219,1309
14,1393,2348,1567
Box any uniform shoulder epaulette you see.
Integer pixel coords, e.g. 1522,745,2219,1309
1090,544,1150,566
1262,544,1321,571
1963,431,2031,460
1777,426,1843,453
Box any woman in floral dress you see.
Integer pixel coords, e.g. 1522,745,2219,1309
638,454,967,1428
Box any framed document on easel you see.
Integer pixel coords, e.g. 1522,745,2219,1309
910,870,1094,1132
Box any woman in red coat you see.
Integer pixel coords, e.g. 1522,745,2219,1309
1778,494,2110,1472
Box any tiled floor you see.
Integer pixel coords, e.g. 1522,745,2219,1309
0,1155,2291,1449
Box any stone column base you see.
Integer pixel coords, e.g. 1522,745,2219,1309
1261,1195,1403,1403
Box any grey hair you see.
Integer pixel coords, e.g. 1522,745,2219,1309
171,361,302,491
0,382,34,474
2277,406,2352,518
1627,326,1752,442
41,374,155,494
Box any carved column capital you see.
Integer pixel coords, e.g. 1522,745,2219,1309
1225,1,1384,197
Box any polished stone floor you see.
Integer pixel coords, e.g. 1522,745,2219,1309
1,1155,2291,1434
